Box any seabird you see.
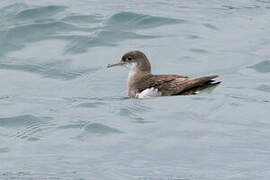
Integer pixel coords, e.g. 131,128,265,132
108,50,220,98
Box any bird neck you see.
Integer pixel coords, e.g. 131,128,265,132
128,62,150,79
127,63,151,97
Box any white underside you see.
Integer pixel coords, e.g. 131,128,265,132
135,87,162,99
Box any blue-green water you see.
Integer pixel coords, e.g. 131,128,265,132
1,0,270,179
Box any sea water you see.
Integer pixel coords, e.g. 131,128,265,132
0,0,270,179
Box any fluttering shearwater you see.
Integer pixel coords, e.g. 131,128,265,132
108,50,220,98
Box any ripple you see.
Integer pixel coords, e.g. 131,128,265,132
106,12,186,30
0,115,54,140
57,121,122,136
65,30,158,54
248,61,270,73
0,115,49,127
256,85,270,93
97,29,158,40
1,171,77,179
76,102,106,108
186,35,200,39
0,60,100,80
189,48,208,53
221,4,263,10
1,11,175,55
84,123,122,134
117,101,152,122
62,14,102,24
257,0,270,3
118,107,137,117
76,123,122,139
0,147,9,153
229,95,270,103
0,96,9,100
6,21,83,41
65,96,130,103
0,21,90,55
57,123,84,130
203,23,219,30
118,103,150,116
221,5,239,10
15,5,67,20
0,3,27,21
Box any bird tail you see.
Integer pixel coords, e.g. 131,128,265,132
179,75,221,95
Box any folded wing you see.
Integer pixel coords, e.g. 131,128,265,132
137,74,219,96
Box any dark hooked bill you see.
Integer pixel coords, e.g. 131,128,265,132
107,62,125,68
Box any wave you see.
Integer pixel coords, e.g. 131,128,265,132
0,9,183,56
106,12,186,30
65,30,159,54
62,14,102,24
0,21,91,55
80,123,122,135
15,5,66,20
248,61,270,73
61,12,183,54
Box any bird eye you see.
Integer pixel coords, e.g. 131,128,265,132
127,57,132,61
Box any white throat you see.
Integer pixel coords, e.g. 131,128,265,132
127,63,138,80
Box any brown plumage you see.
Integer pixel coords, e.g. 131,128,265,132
108,50,220,98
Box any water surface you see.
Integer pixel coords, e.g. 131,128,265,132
1,0,270,179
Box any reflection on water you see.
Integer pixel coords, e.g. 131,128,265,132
0,0,270,179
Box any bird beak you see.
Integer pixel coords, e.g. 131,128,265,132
107,62,125,68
